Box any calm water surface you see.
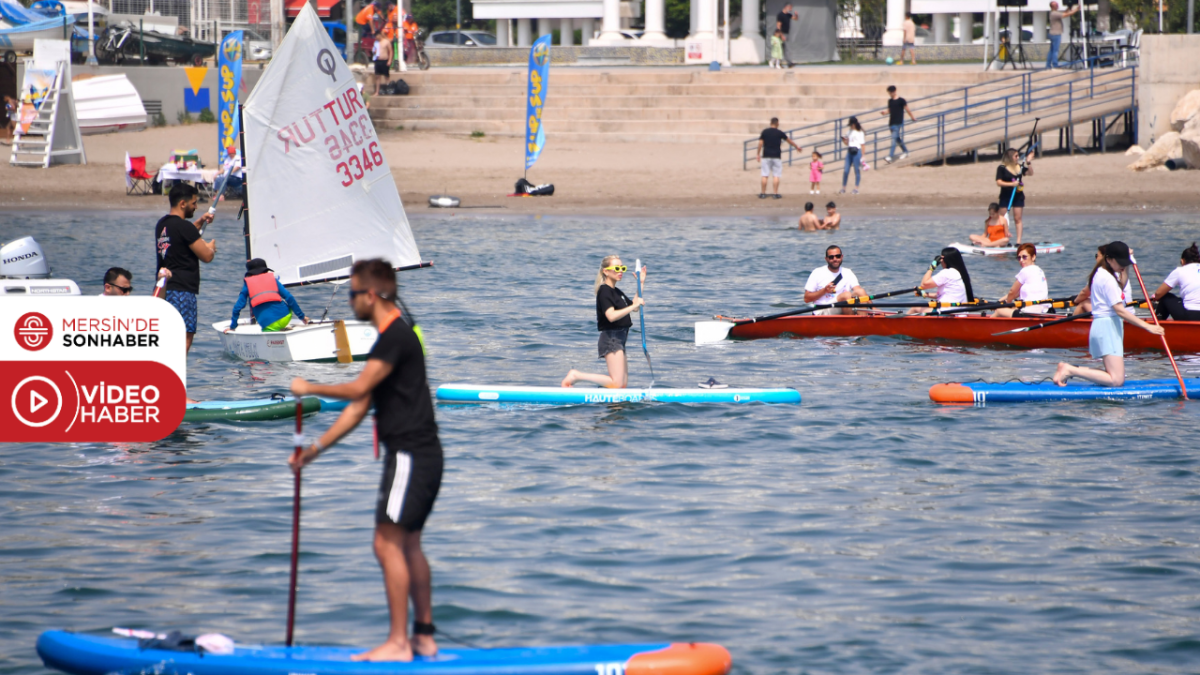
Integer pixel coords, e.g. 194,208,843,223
2,210,1200,674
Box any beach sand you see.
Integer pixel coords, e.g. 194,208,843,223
2,123,1198,216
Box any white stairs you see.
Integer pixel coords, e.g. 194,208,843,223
9,59,85,168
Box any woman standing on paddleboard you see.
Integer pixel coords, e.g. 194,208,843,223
991,244,1050,317
908,247,974,315
562,255,645,389
996,148,1032,246
1053,242,1164,387
1150,242,1200,321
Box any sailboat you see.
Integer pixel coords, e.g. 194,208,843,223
212,3,426,363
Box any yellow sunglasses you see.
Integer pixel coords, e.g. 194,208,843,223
604,265,628,273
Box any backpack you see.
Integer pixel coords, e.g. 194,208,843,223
382,79,409,96
514,178,554,196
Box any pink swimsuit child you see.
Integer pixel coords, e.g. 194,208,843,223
810,160,824,183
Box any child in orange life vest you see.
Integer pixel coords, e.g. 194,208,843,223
967,202,1010,248
227,258,311,332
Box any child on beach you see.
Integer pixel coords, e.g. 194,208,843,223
770,31,784,69
809,151,824,194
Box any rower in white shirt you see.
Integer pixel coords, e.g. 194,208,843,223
804,245,867,315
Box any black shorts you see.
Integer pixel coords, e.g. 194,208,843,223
1000,190,1025,208
598,327,629,358
374,59,390,76
375,443,443,531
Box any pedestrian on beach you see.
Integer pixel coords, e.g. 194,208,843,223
822,201,841,229
227,258,311,333
996,147,1033,245
373,32,393,95
562,255,646,389
769,30,784,69
968,203,1009,248
880,85,915,164
840,116,865,194
290,259,443,663
809,151,824,194
155,183,215,400
908,248,974,314
1151,242,1200,321
1045,1,1079,69
1053,242,1164,387
775,3,797,67
757,117,802,199
900,14,917,65
798,202,821,231
804,245,866,314
991,244,1051,317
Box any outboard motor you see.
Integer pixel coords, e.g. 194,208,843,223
0,237,51,279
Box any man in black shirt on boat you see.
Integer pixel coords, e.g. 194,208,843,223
290,259,441,663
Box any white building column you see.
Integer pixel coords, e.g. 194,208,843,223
538,17,553,39
593,0,625,42
933,13,950,43
641,0,668,42
688,0,715,40
580,17,594,44
496,18,510,47
882,0,905,46
959,12,973,44
690,0,699,36
1032,11,1047,42
517,17,531,46
728,0,764,62
561,17,574,45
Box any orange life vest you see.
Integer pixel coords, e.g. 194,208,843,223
986,221,1007,242
402,19,418,39
355,4,376,26
246,272,284,308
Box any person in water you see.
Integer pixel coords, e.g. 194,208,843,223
227,258,311,332
909,247,974,314
562,255,645,389
967,203,1009,248
798,202,822,231
1072,246,1108,315
1151,242,1200,321
991,244,1051,317
290,259,442,662
804,245,866,314
1054,242,1164,387
821,202,841,230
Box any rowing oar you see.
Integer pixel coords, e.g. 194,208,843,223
929,297,1077,317
696,286,923,344
635,259,655,386
286,401,303,646
990,299,1149,336
1130,253,1187,400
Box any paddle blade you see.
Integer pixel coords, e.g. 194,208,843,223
696,321,735,344
334,320,352,364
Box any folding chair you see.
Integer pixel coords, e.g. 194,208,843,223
125,152,154,195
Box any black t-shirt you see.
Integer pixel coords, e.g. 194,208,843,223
888,97,907,126
776,10,793,33
996,165,1023,201
369,315,440,450
155,215,202,293
759,127,788,159
596,285,633,331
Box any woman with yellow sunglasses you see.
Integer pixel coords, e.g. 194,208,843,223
562,255,646,388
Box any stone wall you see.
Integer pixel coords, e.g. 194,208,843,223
426,45,685,66
1137,35,1200,146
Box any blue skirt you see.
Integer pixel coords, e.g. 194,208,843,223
1089,315,1124,359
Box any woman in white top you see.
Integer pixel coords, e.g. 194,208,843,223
992,243,1050,317
839,116,865,195
1053,241,1163,387
908,247,974,314
1151,242,1200,321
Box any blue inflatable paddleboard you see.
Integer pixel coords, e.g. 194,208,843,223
931,377,1199,405
436,383,801,405
37,630,732,675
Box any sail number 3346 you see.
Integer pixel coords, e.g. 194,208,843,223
327,136,384,188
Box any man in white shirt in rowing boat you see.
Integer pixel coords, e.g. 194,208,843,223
804,245,867,315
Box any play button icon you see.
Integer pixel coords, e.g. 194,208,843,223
12,376,63,428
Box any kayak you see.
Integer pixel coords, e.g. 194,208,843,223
36,630,732,675
723,314,1200,352
949,241,1065,257
930,377,1198,404
436,383,801,405
183,397,322,422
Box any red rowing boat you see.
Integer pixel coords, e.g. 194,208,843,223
728,314,1200,351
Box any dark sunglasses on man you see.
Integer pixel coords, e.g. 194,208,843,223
106,282,133,294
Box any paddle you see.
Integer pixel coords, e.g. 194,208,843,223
1130,254,1187,400
198,162,238,237
151,270,168,298
990,299,1148,336
696,286,923,344
286,401,303,647
928,297,1077,317
634,260,655,385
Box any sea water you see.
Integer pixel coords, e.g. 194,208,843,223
2,210,1199,674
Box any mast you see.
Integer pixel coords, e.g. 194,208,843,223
238,103,251,263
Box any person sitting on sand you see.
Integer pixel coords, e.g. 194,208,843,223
968,203,1009,248
562,256,645,389
226,258,311,333
1053,241,1164,387
821,202,841,230
1150,242,1200,321
798,202,822,231
991,244,1050,317
908,248,974,315
804,245,866,315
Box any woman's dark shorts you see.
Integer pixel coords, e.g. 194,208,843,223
598,327,629,358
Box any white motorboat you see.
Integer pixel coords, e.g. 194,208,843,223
212,3,426,363
0,236,81,296
0,16,73,59
72,74,147,135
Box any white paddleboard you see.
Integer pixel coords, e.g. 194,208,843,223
949,242,1065,257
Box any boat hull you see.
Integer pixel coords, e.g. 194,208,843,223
728,314,1200,352
0,16,73,52
212,319,377,362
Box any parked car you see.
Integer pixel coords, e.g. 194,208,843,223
242,29,271,61
323,21,349,59
428,30,495,47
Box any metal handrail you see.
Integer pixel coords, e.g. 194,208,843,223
742,61,1137,172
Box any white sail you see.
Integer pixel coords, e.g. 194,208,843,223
243,3,420,287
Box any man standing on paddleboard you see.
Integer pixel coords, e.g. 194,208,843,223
290,259,441,663
155,183,215,403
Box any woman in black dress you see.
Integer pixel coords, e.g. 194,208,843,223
996,147,1033,246
562,255,645,389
